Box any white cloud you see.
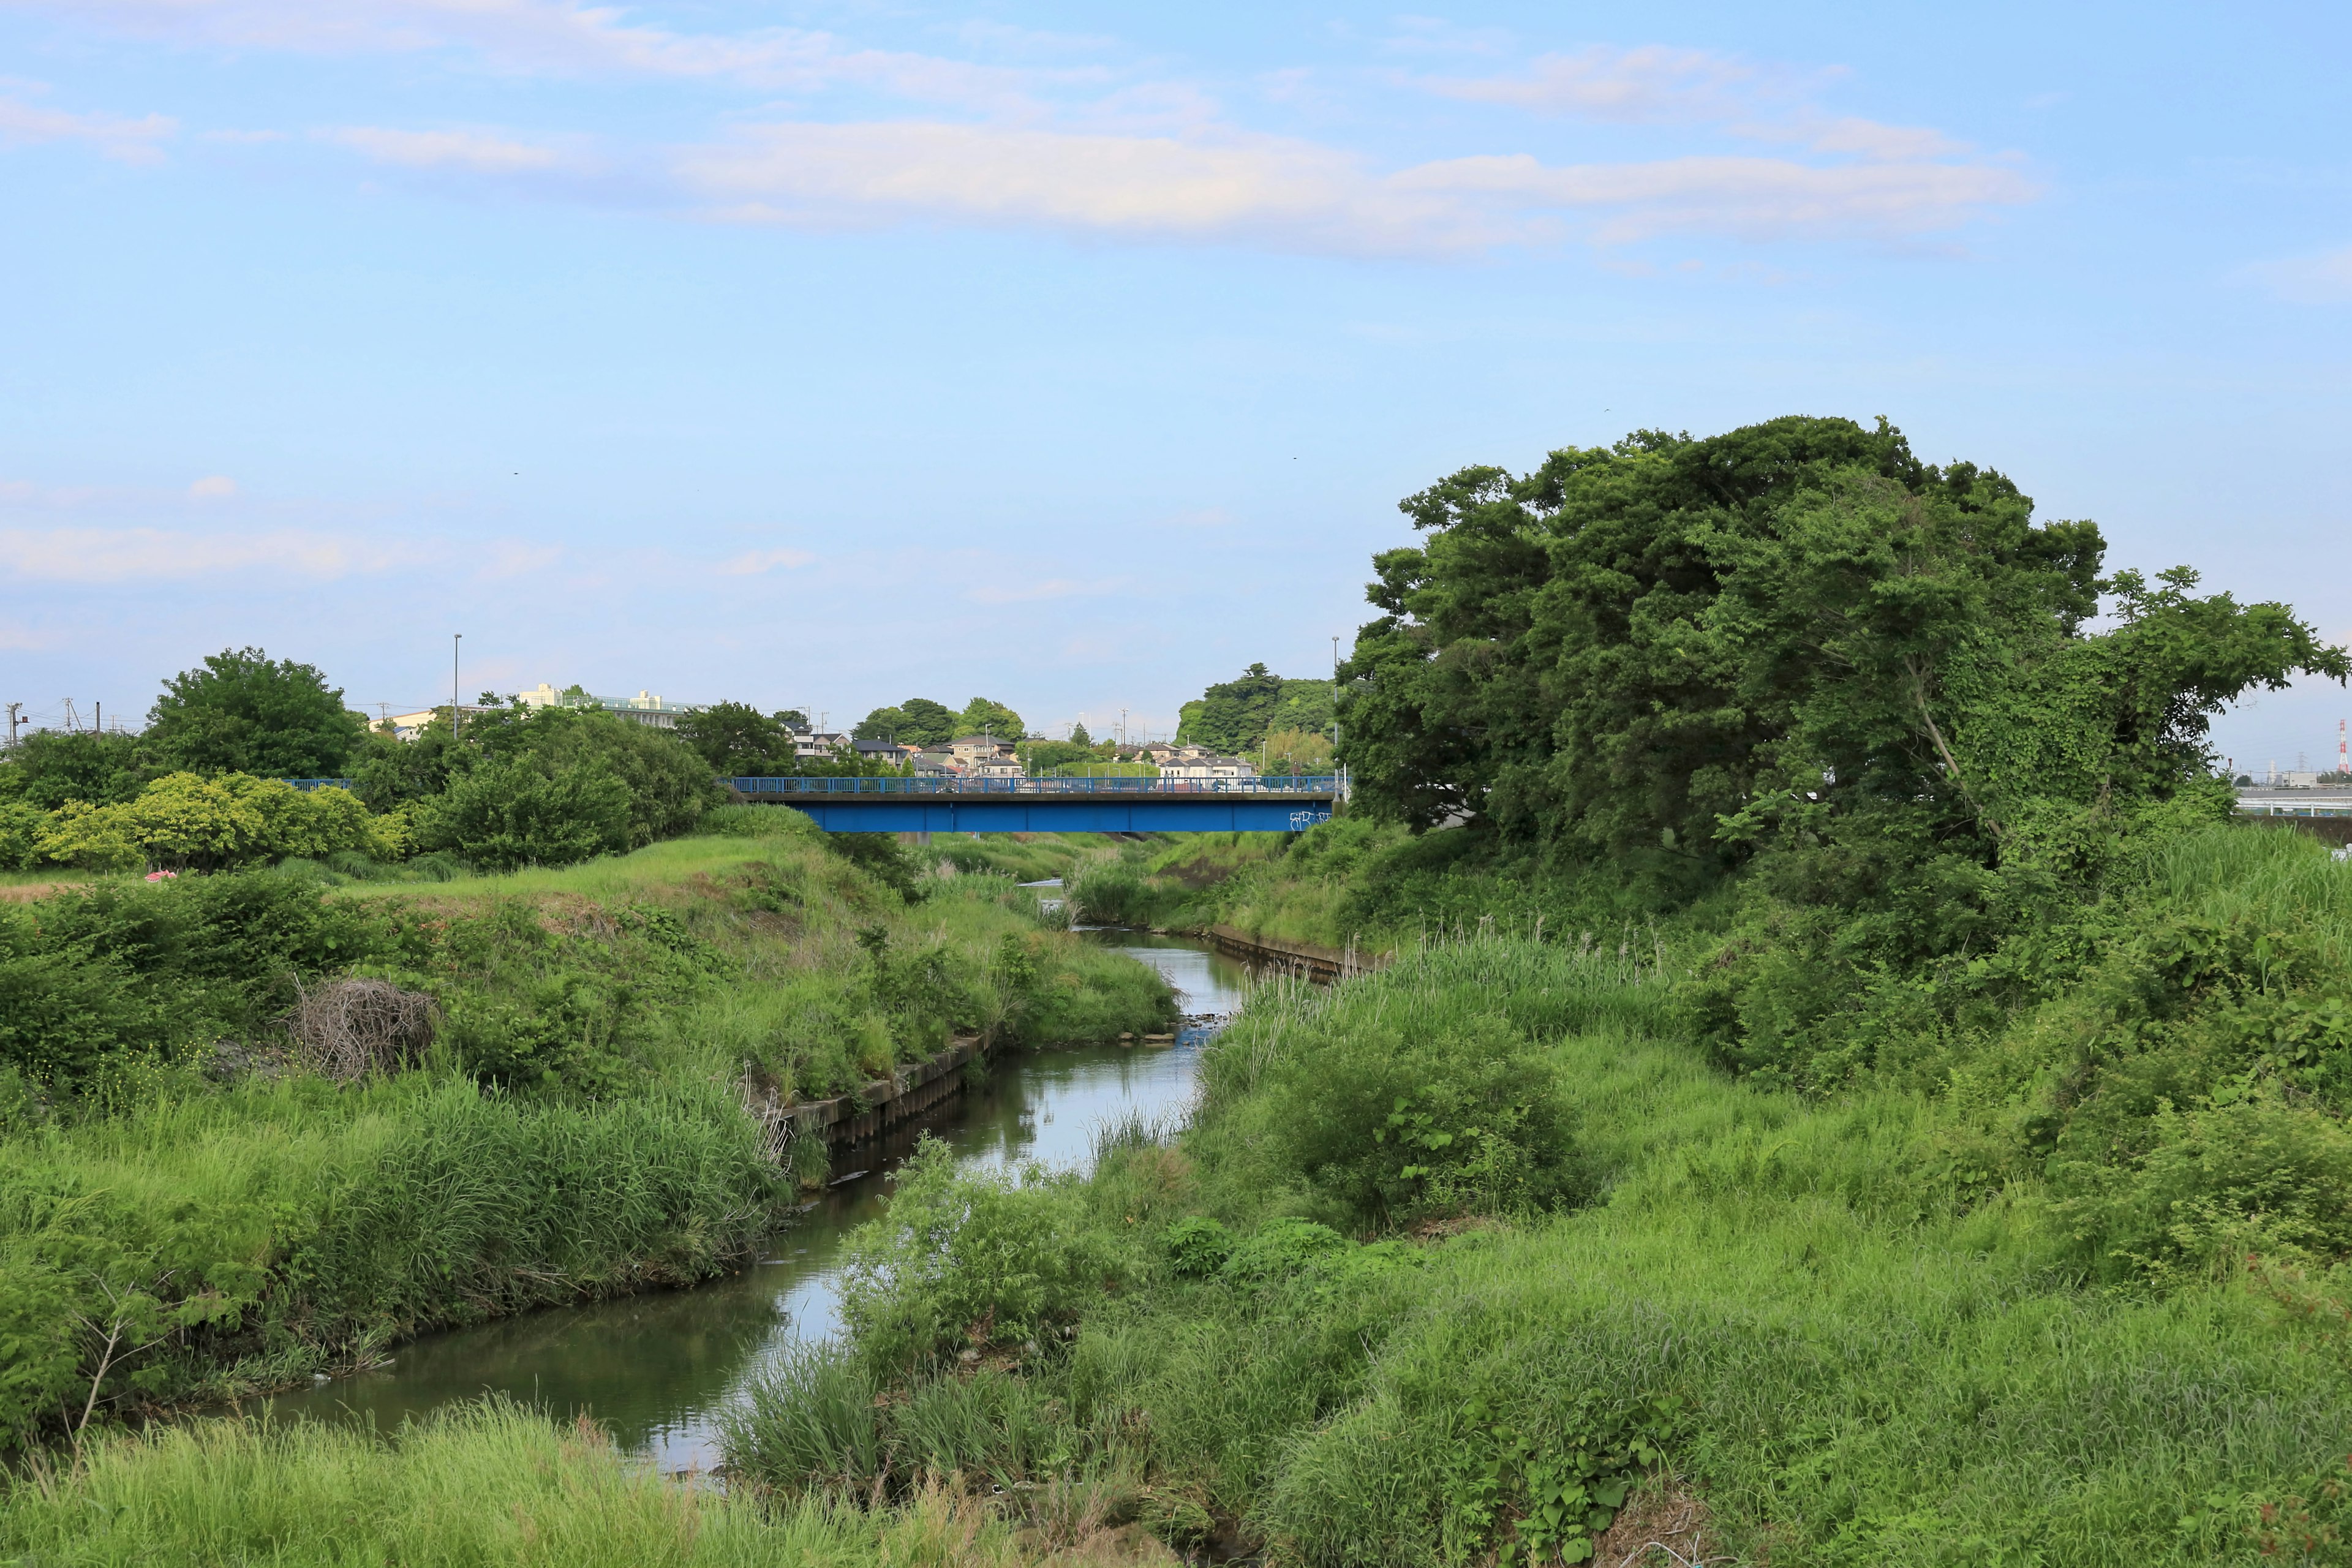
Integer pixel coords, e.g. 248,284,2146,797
0,92,175,163
679,122,1507,255
1398,152,2035,244
2244,244,2352,304
187,475,236,497
0,527,421,582
677,119,2033,255
323,125,567,172
719,547,815,575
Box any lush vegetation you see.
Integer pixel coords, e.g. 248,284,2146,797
13,412,2352,1567
0,809,1169,1450
1175,663,1335,755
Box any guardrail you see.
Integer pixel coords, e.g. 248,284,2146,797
728,775,1339,796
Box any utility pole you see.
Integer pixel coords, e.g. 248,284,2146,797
453,634,462,743
92,701,100,734
4,703,19,748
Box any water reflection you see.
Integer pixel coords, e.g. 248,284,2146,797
255,933,1248,1472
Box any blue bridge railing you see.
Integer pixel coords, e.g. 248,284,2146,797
728,775,1338,797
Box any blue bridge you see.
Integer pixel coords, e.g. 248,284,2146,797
729,775,1341,834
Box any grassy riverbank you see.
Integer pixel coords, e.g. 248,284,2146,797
705,823,2352,1566
0,812,1171,1448
18,823,2352,1563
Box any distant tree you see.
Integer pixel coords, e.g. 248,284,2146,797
677,701,794,776
0,730,148,810
465,703,718,847
957,697,1023,740
775,708,809,728
1260,728,1335,775
1018,739,1098,774
855,698,959,747
350,720,458,809
1069,720,1091,746
145,647,366,778
1176,666,1333,754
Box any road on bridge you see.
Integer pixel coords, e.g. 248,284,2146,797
727,774,1343,834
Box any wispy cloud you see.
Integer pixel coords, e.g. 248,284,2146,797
187,475,237,497
1425,45,1971,161
23,0,1080,109
719,547,815,575
676,119,2032,255
968,576,1126,604
2243,244,2352,304
0,526,424,582
0,91,175,163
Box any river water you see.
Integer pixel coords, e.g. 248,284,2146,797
257,932,1249,1472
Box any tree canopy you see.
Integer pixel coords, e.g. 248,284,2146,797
855,696,1024,746
854,698,959,747
676,701,800,777
1177,665,1335,755
957,697,1023,741
1342,417,2343,864
144,647,368,778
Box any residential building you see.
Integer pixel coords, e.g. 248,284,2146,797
852,739,915,765
514,682,693,731
788,728,854,760
1159,754,1258,780
949,734,1017,766
384,703,499,741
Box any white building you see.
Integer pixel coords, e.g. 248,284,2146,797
1158,754,1257,780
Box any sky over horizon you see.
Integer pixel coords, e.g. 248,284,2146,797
4,1,2348,761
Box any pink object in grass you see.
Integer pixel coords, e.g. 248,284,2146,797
145,870,178,881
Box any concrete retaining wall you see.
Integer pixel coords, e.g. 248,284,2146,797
1205,924,1386,982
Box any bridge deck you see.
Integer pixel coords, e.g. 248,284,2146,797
728,775,1339,834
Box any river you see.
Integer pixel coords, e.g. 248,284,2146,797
255,931,1250,1473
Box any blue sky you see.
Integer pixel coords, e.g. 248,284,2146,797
2,1,2348,762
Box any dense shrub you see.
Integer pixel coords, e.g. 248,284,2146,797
34,774,399,872
838,1138,1116,1370
410,755,632,871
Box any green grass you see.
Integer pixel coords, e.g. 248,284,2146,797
0,820,1174,1449
715,918,2352,1566
0,1398,1167,1567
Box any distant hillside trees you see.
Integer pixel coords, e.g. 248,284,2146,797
1177,665,1334,755
854,696,1025,746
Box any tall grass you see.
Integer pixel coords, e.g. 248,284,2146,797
711,911,2352,1565
0,1400,1111,1567
0,824,1174,1446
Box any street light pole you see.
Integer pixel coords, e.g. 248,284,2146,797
453,633,462,743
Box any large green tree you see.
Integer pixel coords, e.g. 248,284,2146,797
144,648,367,778
1343,414,2349,1078
956,697,1023,741
676,701,797,777
854,698,959,747
1344,416,2341,856
1176,665,1334,754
